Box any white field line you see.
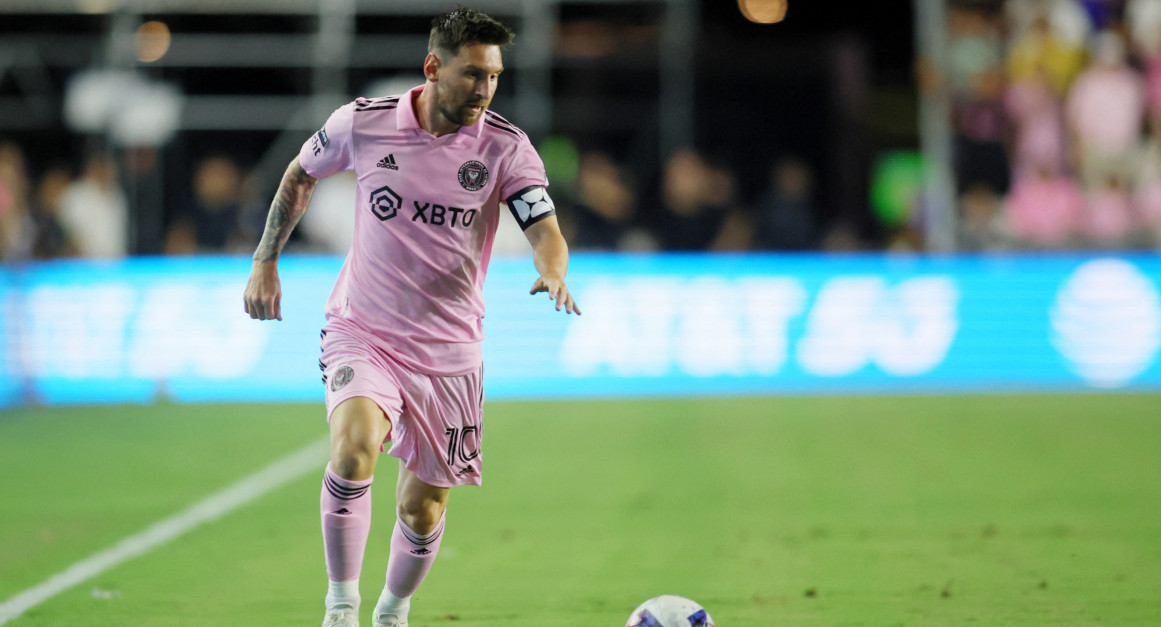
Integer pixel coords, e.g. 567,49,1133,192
0,437,330,625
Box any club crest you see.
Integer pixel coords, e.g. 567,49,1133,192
458,160,489,191
331,366,354,391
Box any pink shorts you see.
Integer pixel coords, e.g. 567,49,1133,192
320,321,484,488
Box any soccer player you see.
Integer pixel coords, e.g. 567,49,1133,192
242,8,579,627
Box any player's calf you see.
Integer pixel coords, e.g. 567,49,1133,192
373,511,444,627
320,464,374,615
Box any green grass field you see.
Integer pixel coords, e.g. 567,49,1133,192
2,394,1160,626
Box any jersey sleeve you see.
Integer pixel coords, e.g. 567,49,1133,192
298,102,356,179
499,133,548,200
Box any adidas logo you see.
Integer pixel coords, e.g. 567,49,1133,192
411,548,431,556
376,154,399,170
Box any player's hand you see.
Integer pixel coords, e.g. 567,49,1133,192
243,260,283,321
530,275,580,315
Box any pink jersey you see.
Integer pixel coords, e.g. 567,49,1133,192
299,85,548,376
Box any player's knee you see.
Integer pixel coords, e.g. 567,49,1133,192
330,437,379,480
328,401,388,480
397,496,445,534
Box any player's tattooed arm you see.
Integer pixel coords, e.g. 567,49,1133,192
253,158,318,263
244,158,318,321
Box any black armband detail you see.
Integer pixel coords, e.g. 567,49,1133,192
505,185,556,230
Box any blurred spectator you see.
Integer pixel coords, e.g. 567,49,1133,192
0,142,36,261
1130,0,1161,122
0,141,37,261
1005,164,1084,247
1132,182,1161,245
30,166,79,259
166,155,246,254
1132,115,1161,244
1006,0,1093,54
59,153,129,259
947,4,1006,97
1065,29,1144,187
958,182,1012,251
1126,0,1161,58
1081,173,1135,247
750,156,817,250
1142,46,1161,123
649,148,750,251
948,4,1011,195
818,220,865,252
1006,10,1089,95
564,151,652,251
1005,69,1068,179
1075,0,1122,29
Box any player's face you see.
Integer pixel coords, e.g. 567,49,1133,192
436,43,504,126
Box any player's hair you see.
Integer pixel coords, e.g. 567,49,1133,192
428,7,515,55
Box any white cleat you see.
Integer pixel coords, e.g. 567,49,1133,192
373,596,409,627
372,613,408,627
322,607,359,627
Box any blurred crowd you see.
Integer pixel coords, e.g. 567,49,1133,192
0,144,255,261
527,145,833,255
927,0,1161,250
0,138,837,261
6,0,1161,261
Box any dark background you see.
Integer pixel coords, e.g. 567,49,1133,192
0,2,920,250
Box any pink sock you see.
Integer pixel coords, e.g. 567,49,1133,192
386,513,445,597
320,464,373,582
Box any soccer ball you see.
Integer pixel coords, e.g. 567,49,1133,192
625,595,714,627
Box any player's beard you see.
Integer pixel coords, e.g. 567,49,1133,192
438,87,486,126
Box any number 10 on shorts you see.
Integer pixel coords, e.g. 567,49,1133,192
445,426,480,466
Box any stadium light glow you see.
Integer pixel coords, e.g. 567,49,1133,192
738,0,787,24
135,21,172,63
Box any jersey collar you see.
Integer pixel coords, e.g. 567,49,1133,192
397,84,484,139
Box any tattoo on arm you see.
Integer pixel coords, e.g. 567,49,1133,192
253,160,318,262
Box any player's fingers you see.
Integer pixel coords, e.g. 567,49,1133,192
245,296,262,319
550,286,565,311
529,278,545,295
245,294,282,320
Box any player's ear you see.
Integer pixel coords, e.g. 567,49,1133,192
423,52,441,81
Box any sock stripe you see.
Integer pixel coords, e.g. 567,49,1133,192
324,474,368,495
324,474,370,501
324,483,369,501
324,475,368,495
397,519,444,547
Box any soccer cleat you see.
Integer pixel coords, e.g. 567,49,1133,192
321,607,359,627
373,594,409,627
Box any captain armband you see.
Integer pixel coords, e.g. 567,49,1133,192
505,186,556,230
